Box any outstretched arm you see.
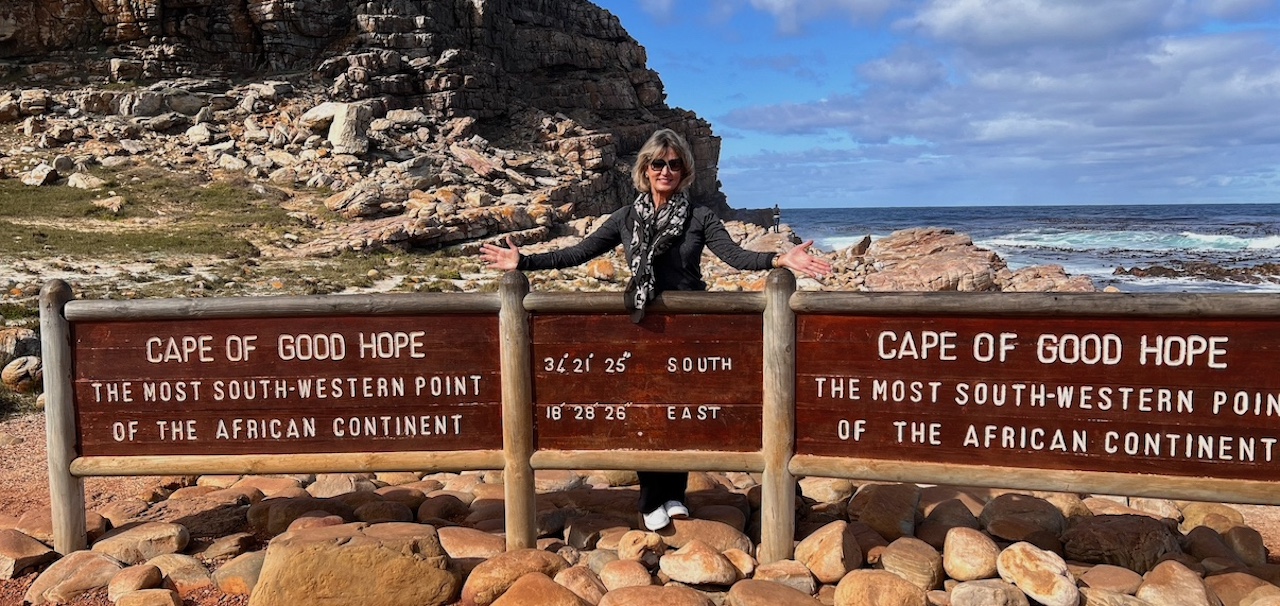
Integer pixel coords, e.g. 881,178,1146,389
776,240,833,279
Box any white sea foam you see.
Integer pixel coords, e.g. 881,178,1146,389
982,230,1280,253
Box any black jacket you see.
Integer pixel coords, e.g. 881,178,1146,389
517,205,777,292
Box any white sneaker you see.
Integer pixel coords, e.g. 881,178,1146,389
643,506,670,531
663,500,689,519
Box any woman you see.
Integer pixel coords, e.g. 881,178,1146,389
481,128,831,530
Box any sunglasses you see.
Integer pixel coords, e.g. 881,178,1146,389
648,158,685,173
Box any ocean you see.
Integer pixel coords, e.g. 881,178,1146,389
783,203,1280,293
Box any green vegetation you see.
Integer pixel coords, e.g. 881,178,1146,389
0,169,294,258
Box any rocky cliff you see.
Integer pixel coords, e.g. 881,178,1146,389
0,0,747,255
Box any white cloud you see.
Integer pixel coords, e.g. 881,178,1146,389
857,46,948,91
904,0,1170,49
639,0,676,20
740,0,905,32
719,27,1280,206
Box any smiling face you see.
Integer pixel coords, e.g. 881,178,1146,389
647,147,684,202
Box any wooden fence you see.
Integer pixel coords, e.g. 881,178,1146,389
40,270,1280,558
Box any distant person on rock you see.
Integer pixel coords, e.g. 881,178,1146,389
480,128,831,531
772,204,781,233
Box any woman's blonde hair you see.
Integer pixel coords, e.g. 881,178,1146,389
632,128,696,193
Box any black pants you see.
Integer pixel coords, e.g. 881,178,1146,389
638,471,687,513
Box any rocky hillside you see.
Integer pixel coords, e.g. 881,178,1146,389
0,0,754,263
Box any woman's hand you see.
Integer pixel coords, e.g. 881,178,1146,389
777,240,833,279
480,236,521,271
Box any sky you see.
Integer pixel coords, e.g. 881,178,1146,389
591,0,1280,208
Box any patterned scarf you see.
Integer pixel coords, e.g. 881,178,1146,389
625,191,690,323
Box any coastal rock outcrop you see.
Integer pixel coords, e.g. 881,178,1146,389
0,0,744,261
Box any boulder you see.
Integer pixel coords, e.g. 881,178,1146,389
25,550,124,606
726,579,824,606
460,547,570,606
997,542,1079,606
794,520,862,584
833,569,927,606
943,527,1000,581
92,522,190,565
658,540,739,586
597,585,714,606
490,572,586,606
880,536,944,591
251,523,457,606
1134,560,1215,606
0,528,58,579
1062,514,1182,574
950,579,1030,606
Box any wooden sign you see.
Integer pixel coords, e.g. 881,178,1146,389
532,313,763,452
797,315,1280,481
72,315,502,456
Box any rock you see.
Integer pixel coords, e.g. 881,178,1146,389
981,493,1067,536
1134,560,1215,606
794,520,862,584
251,523,457,606
598,558,650,590
1203,571,1276,606
861,228,1004,292
726,578,824,605
658,540,739,586
115,588,182,606
1129,498,1182,521
107,564,164,601
833,569,928,606
0,328,39,367
67,172,107,189
881,536,944,591
1079,564,1143,594
554,566,608,605
0,528,58,579
460,547,571,606
490,572,587,606
597,585,714,606
1079,587,1154,605
950,579,1030,606
799,477,857,504
917,498,981,549
94,195,126,212
659,518,753,554
1225,525,1268,567
1181,503,1244,532
1183,525,1242,563
943,527,1000,581
25,550,125,606
849,483,921,541
92,522,190,565
1062,514,1182,573
21,163,57,186
997,542,1079,606
438,526,506,575
329,102,372,155
212,550,264,595
2,355,42,393
753,559,817,595
145,553,211,596
306,473,378,498
617,530,666,567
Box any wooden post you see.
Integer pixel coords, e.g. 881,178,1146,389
500,271,536,550
40,280,86,553
759,268,797,563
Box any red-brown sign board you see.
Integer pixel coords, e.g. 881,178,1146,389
797,315,1280,481
532,314,763,452
72,315,502,456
